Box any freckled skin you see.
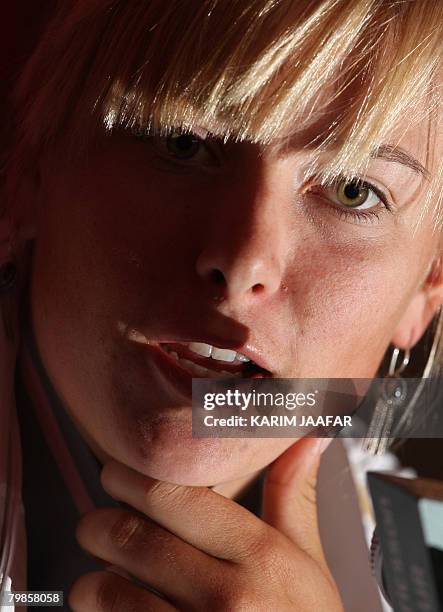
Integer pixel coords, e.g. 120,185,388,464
29,118,442,486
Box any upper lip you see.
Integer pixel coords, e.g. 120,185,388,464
132,330,273,374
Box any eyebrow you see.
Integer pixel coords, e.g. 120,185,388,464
371,144,430,180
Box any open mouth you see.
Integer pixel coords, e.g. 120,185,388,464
158,342,271,379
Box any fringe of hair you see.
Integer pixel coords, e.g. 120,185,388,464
4,1,443,222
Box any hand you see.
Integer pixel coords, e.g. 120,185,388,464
69,437,343,611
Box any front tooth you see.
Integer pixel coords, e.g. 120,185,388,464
188,342,213,358
236,352,250,363
211,347,237,362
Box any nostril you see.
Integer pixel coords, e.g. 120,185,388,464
251,283,265,294
209,268,226,286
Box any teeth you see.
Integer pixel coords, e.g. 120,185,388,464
211,347,237,362
188,342,213,357
187,342,251,364
124,330,252,365
166,349,243,378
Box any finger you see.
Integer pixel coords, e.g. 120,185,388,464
68,570,177,612
101,460,266,562
262,436,332,568
76,506,225,608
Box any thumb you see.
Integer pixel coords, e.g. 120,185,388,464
262,436,332,567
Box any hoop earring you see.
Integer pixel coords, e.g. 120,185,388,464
362,345,411,455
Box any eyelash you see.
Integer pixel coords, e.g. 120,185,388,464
332,206,382,224
306,178,393,225
135,129,221,169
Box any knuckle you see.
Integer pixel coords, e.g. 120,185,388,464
108,510,145,553
211,585,265,612
238,523,276,563
199,567,256,611
144,478,183,506
238,530,288,592
206,581,240,612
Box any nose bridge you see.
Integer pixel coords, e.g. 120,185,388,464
195,165,288,302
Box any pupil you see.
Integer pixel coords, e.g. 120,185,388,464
167,133,200,159
175,135,195,151
343,182,361,200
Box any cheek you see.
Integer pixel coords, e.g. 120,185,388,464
35,161,190,308
282,234,421,376
30,162,208,413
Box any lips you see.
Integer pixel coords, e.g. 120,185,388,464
123,324,273,385
158,341,270,379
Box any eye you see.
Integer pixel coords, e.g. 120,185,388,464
166,133,202,160
330,178,381,210
303,175,393,224
148,129,219,167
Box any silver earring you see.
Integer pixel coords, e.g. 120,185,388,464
362,346,410,455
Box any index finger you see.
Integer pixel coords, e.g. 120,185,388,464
101,460,276,561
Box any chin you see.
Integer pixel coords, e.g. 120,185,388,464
109,419,265,486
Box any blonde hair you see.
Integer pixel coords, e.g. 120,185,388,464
4,0,443,373
6,0,443,218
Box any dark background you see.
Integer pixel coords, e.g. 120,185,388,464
0,1,56,148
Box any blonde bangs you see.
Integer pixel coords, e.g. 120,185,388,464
7,0,443,226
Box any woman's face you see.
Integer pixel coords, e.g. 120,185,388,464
29,103,442,486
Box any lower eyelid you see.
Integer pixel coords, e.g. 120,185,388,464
301,191,389,225
334,207,382,224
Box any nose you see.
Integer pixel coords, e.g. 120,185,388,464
195,171,287,304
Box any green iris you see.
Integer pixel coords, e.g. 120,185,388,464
336,179,369,207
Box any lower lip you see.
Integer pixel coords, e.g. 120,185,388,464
147,344,194,400
146,344,268,399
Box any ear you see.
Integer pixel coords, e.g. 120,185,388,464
391,256,443,349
